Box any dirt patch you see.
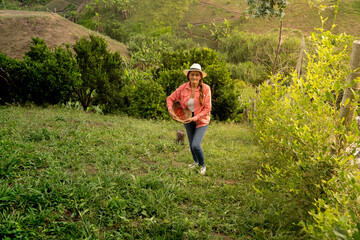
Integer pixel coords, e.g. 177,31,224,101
86,120,113,128
0,10,129,60
211,231,235,240
84,164,97,175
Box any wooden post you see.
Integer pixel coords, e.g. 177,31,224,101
295,34,305,79
339,40,360,126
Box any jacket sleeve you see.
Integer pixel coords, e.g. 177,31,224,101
166,84,183,111
193,84,211,121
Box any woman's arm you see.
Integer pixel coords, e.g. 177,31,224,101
167,84,185,122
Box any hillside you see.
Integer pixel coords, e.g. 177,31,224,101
0,10,129,60
74,0,360,46
178,0,360,40
1,1,359,57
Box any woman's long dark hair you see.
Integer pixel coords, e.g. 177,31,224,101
187,72,204,106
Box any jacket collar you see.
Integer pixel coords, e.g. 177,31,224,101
185,82,200,91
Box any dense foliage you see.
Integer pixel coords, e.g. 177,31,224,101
251,29,360,238
0,36,126,112
0,38,81,105
0,34,242,121
73,35,125,111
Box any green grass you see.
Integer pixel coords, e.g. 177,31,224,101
0,106,305,239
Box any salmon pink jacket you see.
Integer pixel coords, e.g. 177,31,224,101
167,82,211,128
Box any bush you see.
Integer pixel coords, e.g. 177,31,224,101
156,69,187,96
122,79,168,119
102,20,131,43
0,52,27,104
23,38,81,105
251,29,359,237
205,64,238,121
0,38,81,105
127,33,198,71
73,34,124,111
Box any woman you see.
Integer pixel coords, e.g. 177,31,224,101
166,63,211,175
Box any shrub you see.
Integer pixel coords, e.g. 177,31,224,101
0,38,81,105
0,52,28,104
251,29,358,235
122,79,168,119
127,33,198,71
73,34,124,111
23,38,81,105
156,69,187,96
205,64,238,121
102,20,131,43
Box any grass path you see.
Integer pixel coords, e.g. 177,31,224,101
0,107,300,239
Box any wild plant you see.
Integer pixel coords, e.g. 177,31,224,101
251,27,359,237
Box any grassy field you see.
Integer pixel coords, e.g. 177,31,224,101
0,106,305,239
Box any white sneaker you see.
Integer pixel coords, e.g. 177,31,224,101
188,162,197,168
200,166,206,175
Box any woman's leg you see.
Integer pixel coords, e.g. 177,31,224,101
184,122,198,163
190,125,208,167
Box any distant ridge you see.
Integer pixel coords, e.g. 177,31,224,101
0,10,129,60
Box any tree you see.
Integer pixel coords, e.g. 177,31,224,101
23,38,81,105
73,35,124,111
245,0,289,74
0,52,25,104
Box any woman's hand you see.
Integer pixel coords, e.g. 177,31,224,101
169,110,183,123
183,117,195,124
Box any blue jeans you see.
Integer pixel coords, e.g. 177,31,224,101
184,122,208,167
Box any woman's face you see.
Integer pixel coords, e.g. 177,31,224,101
188,71,202,87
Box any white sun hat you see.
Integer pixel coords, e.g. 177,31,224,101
183,63,207,78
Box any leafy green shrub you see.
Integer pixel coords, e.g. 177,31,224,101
73,34,124,111
102,20,131,43
0,52,27,104
24,38,81,105
0,38,81,105
127,33,198,71
122,79,168,119
251,29,358,235
303,161,360,239
233,83,256,122
205,64,238,121
156,69,187,96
